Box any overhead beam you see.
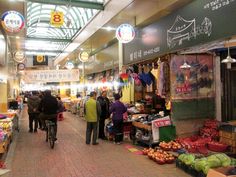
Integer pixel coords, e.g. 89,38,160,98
26,0,104,10
26,37,72,43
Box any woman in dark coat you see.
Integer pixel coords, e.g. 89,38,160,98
109,94,127,144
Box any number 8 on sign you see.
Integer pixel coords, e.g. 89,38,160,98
50,11,64,27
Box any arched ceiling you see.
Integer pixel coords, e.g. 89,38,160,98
25,0,104,57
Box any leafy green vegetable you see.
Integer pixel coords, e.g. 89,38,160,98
215,153,231,167
207,155,222,168
178,154,186,162
183,154,195,165
194,158,207,172
203,165,210,174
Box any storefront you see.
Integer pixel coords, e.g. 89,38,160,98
117,1,236,176
220,49,236,122
122,0,236,137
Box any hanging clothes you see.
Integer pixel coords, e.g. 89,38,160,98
158,62,164,96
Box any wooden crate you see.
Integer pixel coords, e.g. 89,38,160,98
132,121,152,131
230,147,236,154
219,130,236,139
219,137,236,147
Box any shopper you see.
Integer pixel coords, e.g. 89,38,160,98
38,90,58,139
84,91,101,145
38,92,44,129
97,91,110,140
109,93,127,145
27,91,41,133
56,96,64,113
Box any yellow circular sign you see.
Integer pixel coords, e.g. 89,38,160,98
79,51,89,62
36,55,44,63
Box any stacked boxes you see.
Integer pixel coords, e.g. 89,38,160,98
219,130,236,153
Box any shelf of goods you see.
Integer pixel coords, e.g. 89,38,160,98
0,111,18,153
132,120,176,147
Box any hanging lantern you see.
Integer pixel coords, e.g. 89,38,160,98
180,62,191,69
180,55,191,69
221,46,236,69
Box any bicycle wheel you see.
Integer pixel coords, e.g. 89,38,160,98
49,125,55,149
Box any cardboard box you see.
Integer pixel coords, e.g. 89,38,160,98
207,167,236,177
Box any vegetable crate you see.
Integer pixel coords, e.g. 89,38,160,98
219,130,236,140
176,159,206,177
219,137,236,147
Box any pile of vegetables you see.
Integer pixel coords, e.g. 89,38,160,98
178,153,232,175
142,148,175,165
159,141,182,151
176,119,222,155
200,119,219,140
176,136,210,155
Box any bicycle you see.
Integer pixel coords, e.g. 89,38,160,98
45,120,56,149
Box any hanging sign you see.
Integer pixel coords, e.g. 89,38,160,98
14,51,25,63
116,24,135,43
79,51,90,62
17,63,25,70
23,69,80,83
50,11,64,27
1,11,25,33
33,55,48,66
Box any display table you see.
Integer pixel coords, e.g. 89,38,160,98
0,110,19,153
132,120,176,147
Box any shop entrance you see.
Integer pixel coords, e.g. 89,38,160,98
221,50,236,121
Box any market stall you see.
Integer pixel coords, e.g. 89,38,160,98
138,119,236,176
131,114,176,147
0,110,19,154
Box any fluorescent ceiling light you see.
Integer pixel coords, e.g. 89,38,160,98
102,26,115,31
25,51,59,56
25,40,61,51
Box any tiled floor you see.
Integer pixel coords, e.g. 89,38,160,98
3,107,190,177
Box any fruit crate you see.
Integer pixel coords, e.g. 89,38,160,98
219,130,236,139
176,159,206,177
219,137,236,147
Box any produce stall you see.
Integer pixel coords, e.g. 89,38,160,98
0,110,19,154
132,114,176,147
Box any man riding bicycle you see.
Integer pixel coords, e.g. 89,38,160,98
38,90,59,140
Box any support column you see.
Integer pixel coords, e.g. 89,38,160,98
0,81,8,112
82,62,85,96
118,42,123,72
215,55,222,121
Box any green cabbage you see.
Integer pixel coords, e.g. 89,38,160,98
194,158,207,172
203,165,210,174
178,154,186,162
183,154,195,165
231,158,236,166
207,155,222,168
215,153,231,167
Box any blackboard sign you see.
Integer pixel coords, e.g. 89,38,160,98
123,0,236,65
